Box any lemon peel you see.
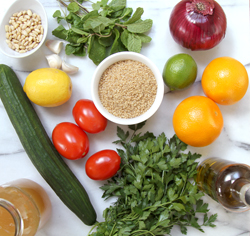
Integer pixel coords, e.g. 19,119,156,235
23,68,72,107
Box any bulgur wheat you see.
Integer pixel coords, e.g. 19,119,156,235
98,60,157,119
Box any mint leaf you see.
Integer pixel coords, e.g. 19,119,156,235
65,43,86,57
77,37,88,44
98,32,115,47
121,29,129,49
52,25,68,40
119,7,133,21
124,7,144,24
138,33,152,43
127,19,153,33
82,10,99,23
108,0,126,11
53,10,64,23
65,12,81,26
84,16,115,33
67,2,80,12
66,30,82,43
127,33,142,53
100,0,109,7
92,2,101,11
88,36,106,65
53,0,153,64
110,28,120,54
71,27,89,36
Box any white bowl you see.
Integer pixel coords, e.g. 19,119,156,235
91,52,164,125
0,0,48,58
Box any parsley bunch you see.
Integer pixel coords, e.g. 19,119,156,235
52,0,153,65
88,122,217,235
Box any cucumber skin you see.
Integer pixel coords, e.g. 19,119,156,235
0,64,97,226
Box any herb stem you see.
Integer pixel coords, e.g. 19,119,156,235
87,222,99,235
109,222,117,236
114,23,127,29
57,0,89,14
143,201,172,211
131,230,156,236
71,0,89,14
57,0,68,8
89,31,113,38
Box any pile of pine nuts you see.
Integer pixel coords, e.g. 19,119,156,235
5,9,44,53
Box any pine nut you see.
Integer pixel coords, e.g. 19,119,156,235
37,34,43,42
22,30,28,36
25,28,31,33
32,30,38,36
19,50,27,53
14,44,19,50
5,9,44,53
27,10,32,16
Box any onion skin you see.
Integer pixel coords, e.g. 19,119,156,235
169,0,227,50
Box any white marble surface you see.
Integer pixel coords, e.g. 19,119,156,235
0,0,250,235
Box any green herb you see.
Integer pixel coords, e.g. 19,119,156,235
88,122,217,235
53,0,153,65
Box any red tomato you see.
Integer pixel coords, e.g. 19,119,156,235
85,150,121,180
52,122,89,160
72,99,107,134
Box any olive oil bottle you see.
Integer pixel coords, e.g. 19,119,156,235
196,158,250,212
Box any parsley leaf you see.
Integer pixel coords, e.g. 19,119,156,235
89,123,217,235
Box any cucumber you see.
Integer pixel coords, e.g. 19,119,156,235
0,64,97,226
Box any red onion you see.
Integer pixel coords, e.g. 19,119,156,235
169,0,227,50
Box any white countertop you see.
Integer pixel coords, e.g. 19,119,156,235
0,0,250,235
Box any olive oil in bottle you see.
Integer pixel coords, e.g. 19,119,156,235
196,158,250,212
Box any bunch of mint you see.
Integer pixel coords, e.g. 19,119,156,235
52,0,153,65
88,122,217,235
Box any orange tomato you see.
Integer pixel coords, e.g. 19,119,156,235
201,57,249,105
173,96,223,147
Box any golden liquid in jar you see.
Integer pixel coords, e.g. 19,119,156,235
0,179,51,236
197,158,250,212
0,207,15,236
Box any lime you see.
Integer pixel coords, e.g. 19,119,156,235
162,53,197,91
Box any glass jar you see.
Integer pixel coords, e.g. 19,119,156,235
0,178,52,236
197,157,250,212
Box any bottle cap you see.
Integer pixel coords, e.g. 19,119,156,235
240,183,250,206
245,188,250,205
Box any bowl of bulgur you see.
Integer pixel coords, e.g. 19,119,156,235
91,52,164,125
0,0,48,58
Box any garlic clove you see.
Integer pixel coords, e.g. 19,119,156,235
62,61,79,75
45,54,62,69
45,40,63,54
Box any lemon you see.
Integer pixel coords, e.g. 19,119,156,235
162,53,197,91
23,68,72,107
